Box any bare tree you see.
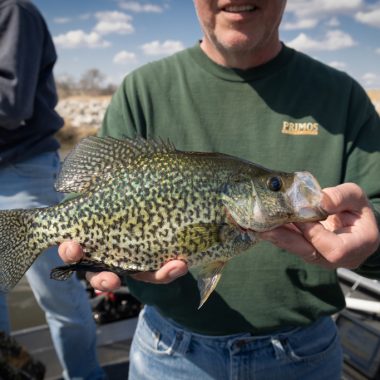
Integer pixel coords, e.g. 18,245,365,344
56,69,116,97
56,74,77,98
79,69,106,95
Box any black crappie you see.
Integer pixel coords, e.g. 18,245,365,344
0,137,326,307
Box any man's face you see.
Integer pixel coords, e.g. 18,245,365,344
194,0,286,62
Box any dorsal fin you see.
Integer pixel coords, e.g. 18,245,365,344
55,136,176,194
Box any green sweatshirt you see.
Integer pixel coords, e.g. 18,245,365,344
100,43,380,335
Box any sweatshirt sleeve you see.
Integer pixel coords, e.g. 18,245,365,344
100,72,147,139
0,3,44,129
343,80,380,278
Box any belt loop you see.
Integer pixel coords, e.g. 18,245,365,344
176,330,192,355
271,337,287,360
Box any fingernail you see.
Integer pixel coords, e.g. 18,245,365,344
320,192,332,213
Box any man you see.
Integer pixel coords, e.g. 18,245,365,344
59,1,380,379
0,0,106,378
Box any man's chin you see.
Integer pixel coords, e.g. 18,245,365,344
216,33,257,53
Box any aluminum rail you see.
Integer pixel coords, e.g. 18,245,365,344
337,268,380,296
345,298,380,315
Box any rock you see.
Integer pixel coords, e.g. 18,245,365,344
56,96,111,129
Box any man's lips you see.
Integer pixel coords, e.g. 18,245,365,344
223,4,258,13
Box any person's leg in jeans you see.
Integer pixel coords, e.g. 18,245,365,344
0,151,106,379
0,293,10,334
26,248,105,379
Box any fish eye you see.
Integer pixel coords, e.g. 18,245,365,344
267,176,282,192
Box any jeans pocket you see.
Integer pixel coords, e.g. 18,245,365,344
135,316,180,356
284,326,340,364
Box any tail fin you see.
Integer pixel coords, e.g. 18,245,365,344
0,209,41,292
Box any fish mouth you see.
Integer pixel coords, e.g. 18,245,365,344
297,205,327,221
287,172,327,222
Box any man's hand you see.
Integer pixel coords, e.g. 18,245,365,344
58,242,188,292
260,183,380,269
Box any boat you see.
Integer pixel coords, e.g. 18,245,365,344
7,271,380,380
337,269,380,380
9,284,140,380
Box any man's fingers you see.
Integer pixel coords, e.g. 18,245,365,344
322,183,369,214
295,219,379,268
58,242,122,291
58,241,188,288
131,260,188,284
261,225,338,268
58,241,83,262
86,272,121,292
294,222,346,264
83,260,188,292
261,183,379,270
84,260,188,292
260,226,325,263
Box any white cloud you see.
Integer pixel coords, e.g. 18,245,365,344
53,30,110,49
54,17,72,24
355,8,380,28
362,72,380,87
282,18,319,30
287,30,356,51
376,48,380,55
328,61,347,70
286,0,364,18
285,0,363,31
141,40,185,56
79,13,92,20
326,17,341,27
113,50,137,64
94,11,134,35
119,1,164,13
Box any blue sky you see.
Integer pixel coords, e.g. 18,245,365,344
33,0,380,89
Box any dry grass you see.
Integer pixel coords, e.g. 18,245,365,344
368,90,380,113
58,94,112,102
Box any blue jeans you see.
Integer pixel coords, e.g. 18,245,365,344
129,306,343,380
0,151,106,380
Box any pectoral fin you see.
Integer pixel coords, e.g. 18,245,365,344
197,261,226,309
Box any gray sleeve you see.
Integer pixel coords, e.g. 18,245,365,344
0,3,44,129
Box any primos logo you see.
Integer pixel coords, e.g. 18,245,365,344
282,121,319,136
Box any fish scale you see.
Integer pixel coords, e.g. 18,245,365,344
0,137,327,307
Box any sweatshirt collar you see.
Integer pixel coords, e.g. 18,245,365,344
188,42,295,82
